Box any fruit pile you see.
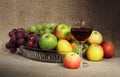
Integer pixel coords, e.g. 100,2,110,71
5,23,56,53
5,22,115,69
86,30,115,60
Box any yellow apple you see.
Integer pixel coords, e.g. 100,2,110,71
87,30,103,44
86,44,104,61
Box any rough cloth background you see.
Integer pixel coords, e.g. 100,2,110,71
0,0,120,77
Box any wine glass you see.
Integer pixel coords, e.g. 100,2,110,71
71,19,92,67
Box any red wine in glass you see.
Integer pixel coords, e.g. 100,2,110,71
71,27,92,41
71,20,92,67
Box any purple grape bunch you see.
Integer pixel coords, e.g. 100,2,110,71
5,28,29,53
26,34,40,48
5,28,40,53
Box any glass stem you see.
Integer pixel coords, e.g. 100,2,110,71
79,41,89,67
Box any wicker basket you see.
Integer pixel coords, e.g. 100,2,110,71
19,46,64,63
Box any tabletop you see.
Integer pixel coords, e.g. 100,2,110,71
0,47,120,77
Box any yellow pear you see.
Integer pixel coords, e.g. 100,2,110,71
57,39,73,55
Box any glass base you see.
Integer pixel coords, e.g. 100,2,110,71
81,61,89,67
79,52,89,67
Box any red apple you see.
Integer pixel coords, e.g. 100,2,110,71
101,41,115,58
64,52,81,69
54,24,72,40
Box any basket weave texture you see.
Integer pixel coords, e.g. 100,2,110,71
19,46,64,63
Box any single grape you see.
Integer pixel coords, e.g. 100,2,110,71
17,28,25,33
15,43,20,48
39,30,44,36
35,35,40,41
9,29,17,37
5,42,11,49
8,41,16,48
10,48,17,53
28,26,37,33
29,36,36,41
28,34,38,41
42,23,50,30
9,31,15,37
10,36,16,43
32,42,39,48
11,29,17,34
26,40,34,47
44,28,52,33
16,32,23,38
35,24,43,31
23,32,29,39
17,38,25,45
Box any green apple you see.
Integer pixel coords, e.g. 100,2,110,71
86,44,104,61
54,24,71,40
39,33,57,50
87,30,103,44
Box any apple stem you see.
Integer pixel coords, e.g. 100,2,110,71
71,54,74,56
45,35,49,38
95,32,97,34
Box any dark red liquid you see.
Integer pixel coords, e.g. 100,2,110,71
71,27,92,41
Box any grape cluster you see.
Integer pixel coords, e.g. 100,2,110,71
26,34,40,48
27,22,56,36
5,28,29,53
